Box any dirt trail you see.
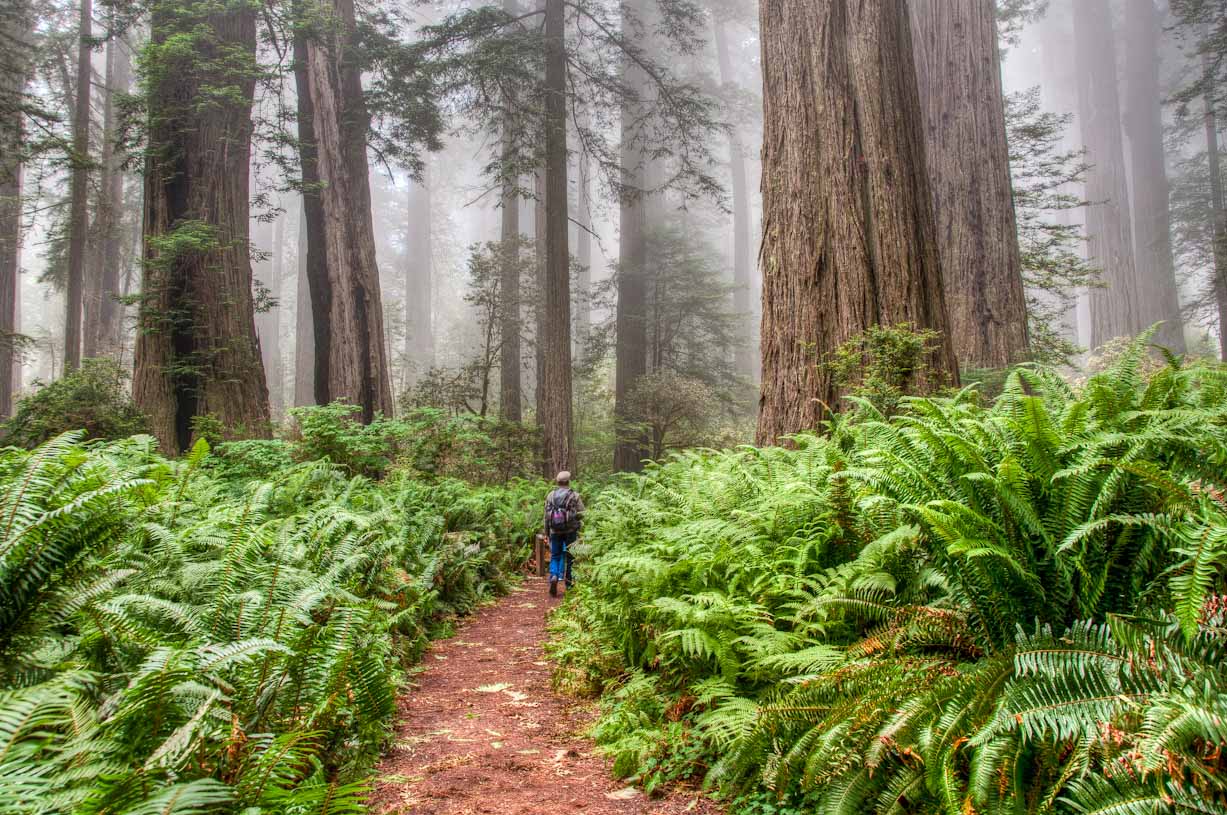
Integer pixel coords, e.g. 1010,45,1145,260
371,578,720,815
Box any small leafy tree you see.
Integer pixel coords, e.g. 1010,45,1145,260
1,358,146,447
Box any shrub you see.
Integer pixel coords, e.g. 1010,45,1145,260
1,358,146,448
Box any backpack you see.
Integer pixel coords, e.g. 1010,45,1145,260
546,488,579,534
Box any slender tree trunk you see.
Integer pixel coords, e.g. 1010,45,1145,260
542,0,573,476
294,0,394,421
293,203,315,405
1073,0,1143,348
64,0,91,371
134,0,270,453
88,32,129,359
1203,56,1227,361
255,212,284,413
574,107,592,347
405,168,434,385
534,169,547,455
756,0,958,445
910,0,1029,368
614,0,650,472
0,2,30,417
499,139,523,423
1124,0,1185,352
713,17,754,379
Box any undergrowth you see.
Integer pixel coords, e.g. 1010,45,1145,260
0,430,541,813
550,336,1227,814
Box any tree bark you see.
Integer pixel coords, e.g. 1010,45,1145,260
1073,0,1143,348
534,168,547,444
255,212,284,413
405,168,434,386
134,1,270,454
294,0,394,421
613,0,650,472
86,32,129,360
64,0,91,371
910,0,1029,368
1123,0,1185,353
574,107,593,348
0,1,30,417
756,0,958,445
713,17,754,379
542,0,573,476
499,152,523,422
293,202,315,405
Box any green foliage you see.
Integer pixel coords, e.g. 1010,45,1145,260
552,340,1227,814
1,358,147,448
825,322,946,417
0,429,541,812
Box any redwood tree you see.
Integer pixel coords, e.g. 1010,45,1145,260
910,0,1029,368
1123,0,1186,352
134,0,270,453
756,0,958,445
294,0,394,422
63,0,91,372
0,0,30,417
1073,0,1143,348
406,170,434,382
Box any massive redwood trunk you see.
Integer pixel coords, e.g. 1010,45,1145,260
613,0,650,472
713,16,755,379
1123,0,1185,353
910,0,1029,368
134,1,270,453
85,32,130,360
542,0,573,476
0,1,30,416
63,0,91,371
756,0,958,445
1073,0,1143,348
294,0,394,421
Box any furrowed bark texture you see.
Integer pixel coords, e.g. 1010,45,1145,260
406,170,434,384
614,0,649,472
134,2,270,454
296,0,394,421
714,17,755,379
542,0,573,476
756,0,958,446
64,0,91,371
0,0,30,416
1073,0,1143,348
910,0,1029,368
1123,0,1185,352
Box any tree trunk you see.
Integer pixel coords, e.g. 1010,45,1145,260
574,107,593,348
87,32,130,360
542,0,573,476
405,168,434,388
713,17,755,379
293,203,315,405
256,212,284,413
910,0,1029,368
134,1,270,454
294,0,394,421
1073,0,1143,348
499,142,523,423
1203,56,1227,361
0,1,30,417
534,168,547,441
64,0,91,371
756,0,958,445
614,0,650,472
1123,0,1185,353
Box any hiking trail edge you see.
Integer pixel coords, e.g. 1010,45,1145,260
371,578,722,815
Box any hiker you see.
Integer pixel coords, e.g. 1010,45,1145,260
543,471,584,596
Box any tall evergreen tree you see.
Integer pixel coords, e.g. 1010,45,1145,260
134,0,270,453
63,0,91,372
756,0,957,444
0,0,31,417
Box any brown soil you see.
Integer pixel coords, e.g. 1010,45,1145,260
370,578,723,815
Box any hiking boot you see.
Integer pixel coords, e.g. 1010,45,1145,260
549,578,558,597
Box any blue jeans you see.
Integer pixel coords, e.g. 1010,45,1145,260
549,532,576,583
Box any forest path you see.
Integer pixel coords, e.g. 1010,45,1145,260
370,578,720,815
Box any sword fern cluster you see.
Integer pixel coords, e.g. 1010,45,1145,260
0,433,540,814
552,337,1227,814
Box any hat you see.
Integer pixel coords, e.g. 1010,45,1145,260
555,471,571,484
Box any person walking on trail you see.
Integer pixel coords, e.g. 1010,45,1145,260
544,471,584,596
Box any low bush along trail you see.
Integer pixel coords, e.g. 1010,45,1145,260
550,338,1227,815
0,430,541,813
